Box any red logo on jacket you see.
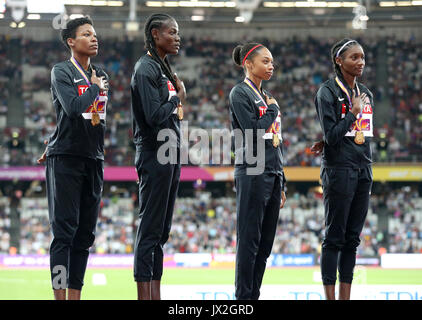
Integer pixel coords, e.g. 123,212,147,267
78,85,106,113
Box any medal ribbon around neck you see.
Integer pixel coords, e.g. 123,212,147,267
244,77,278,135
335,76,363,131
70,56,100,113
70,56,92,85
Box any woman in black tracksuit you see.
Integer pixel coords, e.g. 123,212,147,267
229,43,287,300
314,38,374,300
38,17,109,301
130,13,186,300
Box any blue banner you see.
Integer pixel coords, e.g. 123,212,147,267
271,254,315,267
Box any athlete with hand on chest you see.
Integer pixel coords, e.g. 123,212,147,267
130,13,186,300
229,42,287,300
37,16,109,300
313,38,374,300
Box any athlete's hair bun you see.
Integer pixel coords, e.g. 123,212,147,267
232,45,243,66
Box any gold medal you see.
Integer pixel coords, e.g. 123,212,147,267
272,134,280,148
91,112,100,126
354,131,365,145
177,105,183,120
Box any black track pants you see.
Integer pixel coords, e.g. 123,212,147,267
46,155,103,290
134,150,181,282
235,173,283,300
320,166,373,285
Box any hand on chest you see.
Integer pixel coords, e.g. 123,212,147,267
74,67,108,121
338,92,373,137
254,98,281,136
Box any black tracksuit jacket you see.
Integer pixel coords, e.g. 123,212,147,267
229,81,286,188
315,77,373,168
47,60,109,160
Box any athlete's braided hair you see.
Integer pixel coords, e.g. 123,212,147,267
144,13,178,91
331,38,360,78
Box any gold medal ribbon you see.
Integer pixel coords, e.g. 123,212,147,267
335,76,366,144
70,57,100,125
244,78,278,135
335,76,362,131
70,56,92,85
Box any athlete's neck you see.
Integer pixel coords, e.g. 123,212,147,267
155,47,167,60
246,74,262,92
147,50,167,62
341,71,356,91
72,53,90,71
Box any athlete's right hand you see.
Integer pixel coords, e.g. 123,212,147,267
265,94,278,107
174,73,186,103
351,91,367,117
91,69,109,92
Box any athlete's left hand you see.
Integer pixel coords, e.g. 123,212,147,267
37,140,48,164
280,191,286,209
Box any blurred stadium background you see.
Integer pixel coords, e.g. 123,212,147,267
0,0,421,300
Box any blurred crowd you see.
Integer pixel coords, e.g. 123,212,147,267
0,35,421,166
1,186,421,256
0,37,11,119
1,34,421,259
386,37,422,162
371,186,422,254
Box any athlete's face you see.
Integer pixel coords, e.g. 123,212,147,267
152,19,180,57
336,44,365,78
67,24,98,57
246,47,274,81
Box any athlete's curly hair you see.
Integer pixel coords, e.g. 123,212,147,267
61,16,93,50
